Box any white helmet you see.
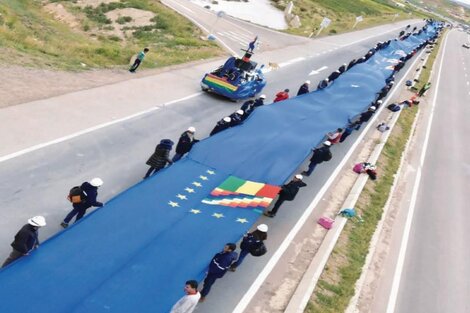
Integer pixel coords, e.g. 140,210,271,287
90,177,103,187
236,109,244,115
223,117,231,123
323,140,332,146
257,224,268,232
187,126,196,133
259,94,266,99
305,80,311,84
377,100,383,104
28,216,46,227
295,174,303,180
369,106,376,111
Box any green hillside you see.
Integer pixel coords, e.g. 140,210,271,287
0,0,221,70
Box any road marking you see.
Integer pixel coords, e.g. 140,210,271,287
0,93,202,163
309,66,328,75
386,29,449,313
278,57,306,67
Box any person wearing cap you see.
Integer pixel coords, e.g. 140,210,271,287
264,174,307,218
326,128,343,145
228,109,245,126
170,280,201,313
302,141,332,176
349,106,376,130
327,70,341,82
317,78,329,90
229,224,268,272
240,99,255,116
297,80,310,96
210,117,232,136
61,178,104,228
273,88,289,102
338,63,347,74
2,216,46,267
143,139,174,179
253,94,266,108
172,127,199,162
200,243,238,302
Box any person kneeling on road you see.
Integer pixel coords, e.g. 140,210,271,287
302,141,332,176
264,174,306,218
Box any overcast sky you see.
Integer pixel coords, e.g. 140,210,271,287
451,0,470,6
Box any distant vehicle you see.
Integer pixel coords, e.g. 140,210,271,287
463,43,470,49
200,37,267,101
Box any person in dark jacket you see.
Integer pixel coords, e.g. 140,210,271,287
172,127,199,162
253,94,266,108
302,141,332,176
2,216,46,268
61,178,104,228
273,89,289,102
327,70,341,82
143,139,173,179
347,59,357,70
229,110,245,126
339,124,355,143
338,63,347,73
349,106,376,130
200,243,238,302
210,117,231,136
264,174,307,218
240,99,255,116
317,78,329,90
229,224,268,271
297,80,310,96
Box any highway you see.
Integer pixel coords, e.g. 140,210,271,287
0,13,423,313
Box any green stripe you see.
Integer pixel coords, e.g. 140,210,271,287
218,176,246,192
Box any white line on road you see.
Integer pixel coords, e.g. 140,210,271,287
309,66,328,75
385,29,449,313
278,57,306,67
0,93,203,163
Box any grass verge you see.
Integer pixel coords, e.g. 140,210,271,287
305,30,444,313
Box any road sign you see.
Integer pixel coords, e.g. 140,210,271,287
356,16,363,22
320,17,331,28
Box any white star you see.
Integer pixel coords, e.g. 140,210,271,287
236,218,249,223
176,194,188,200
212,213,224,219
192,182,202,187
199,175,208,181
190,209,201,214
168,201,179,207
206,170,215,175
185,188,195,193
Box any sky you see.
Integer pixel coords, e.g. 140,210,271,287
451,0,470,8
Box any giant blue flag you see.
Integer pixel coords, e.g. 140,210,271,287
0,23,440,313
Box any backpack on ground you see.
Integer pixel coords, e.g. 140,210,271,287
249,242,267,257
68,186,84,204
387,103,401,112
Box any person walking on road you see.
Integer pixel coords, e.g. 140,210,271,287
229,224,268,272
129,48,149,73
170,280,201,313
61,178,104,228
172,127,199,162
297,80,310,96
143,139,174,178
264,174,306,218
200,243,238,302
2,216,46,268
302,141,332,176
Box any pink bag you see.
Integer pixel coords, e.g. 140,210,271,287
353,163,364,173
318,216,334,229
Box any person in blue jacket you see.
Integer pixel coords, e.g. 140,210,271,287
229,224,268,272
200,243,238,302
60,178,104,228
172,127,199,162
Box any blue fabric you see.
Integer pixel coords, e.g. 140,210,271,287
0,24,439,313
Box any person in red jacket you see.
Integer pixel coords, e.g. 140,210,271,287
273,88,290,102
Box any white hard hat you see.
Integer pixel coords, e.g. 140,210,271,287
323,140,332,146
28,216,46,227
187,126,196,133
223,117,231,122
90,177,103,187
377,100,383,104
295,174,303,180
259,94,266,99
305,80,311,84
370,106,376,111
257,224,268,232
236,109,244,115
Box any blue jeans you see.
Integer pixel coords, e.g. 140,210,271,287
231,249,250,268
201,272,219,297
304,162,318,176
63,207,87,223
172,153,183,162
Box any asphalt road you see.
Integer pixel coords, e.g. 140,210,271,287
0,18,422,313
392,29,470,313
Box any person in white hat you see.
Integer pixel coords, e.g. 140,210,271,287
2,216,46,268
228,110,245,126
229,224,268,271
60,178,104,228
210,117,232,136
302,141,332,176
253,94,266,108
172,126,199,162
297,80,311,96
264,175,307,218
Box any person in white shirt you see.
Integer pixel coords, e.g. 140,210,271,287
170,280,201,313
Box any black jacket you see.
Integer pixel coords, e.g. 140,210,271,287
310,146,331,164
175,131,197,155
146,144,172,169
11,224,39,254
280,180,307,201
297,84,309,96
73,182,103,210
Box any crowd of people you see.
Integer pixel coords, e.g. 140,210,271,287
1,21,442,313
